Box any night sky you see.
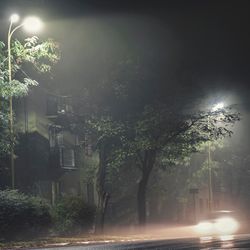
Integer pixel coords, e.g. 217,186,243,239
0,0,250,109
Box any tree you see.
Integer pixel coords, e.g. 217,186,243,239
0,36,60,173
91,102,240,226
74,56,240,227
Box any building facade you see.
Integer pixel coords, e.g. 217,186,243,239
14,86,97,205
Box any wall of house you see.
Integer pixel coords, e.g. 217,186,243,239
15,86,98,205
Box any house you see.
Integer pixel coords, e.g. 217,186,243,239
14,85,97,205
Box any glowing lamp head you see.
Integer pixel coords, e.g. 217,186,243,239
23,16,43,33
10,14,20,23
212,102,224,112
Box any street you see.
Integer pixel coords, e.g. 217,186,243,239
31,234,250,250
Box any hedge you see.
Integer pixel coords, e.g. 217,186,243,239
0,190,51,241
51,196,96,235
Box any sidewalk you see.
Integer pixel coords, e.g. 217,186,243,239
0,224,197,249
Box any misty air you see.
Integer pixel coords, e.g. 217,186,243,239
0,1,250,249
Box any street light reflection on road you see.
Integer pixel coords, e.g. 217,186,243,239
200,235,235,248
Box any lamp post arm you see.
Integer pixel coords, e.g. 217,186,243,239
8,22,24,83
9,23,24,38
8,21,13,83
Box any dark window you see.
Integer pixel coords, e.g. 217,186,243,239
57,131,64,146
49,127,56,148
60,148,75,169
47,96,58,116
47,95,73,116
49,126,63,148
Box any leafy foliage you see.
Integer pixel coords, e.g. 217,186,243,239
0,36,60,99
12,37,60,73
0,105,12,154
0,190,51,241
89,102,239,172
88,99,239,225
77,57,240,225
51,196,96,235
0,36,60,157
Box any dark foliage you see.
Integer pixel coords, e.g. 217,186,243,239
51,196,96,235
0,190,51,241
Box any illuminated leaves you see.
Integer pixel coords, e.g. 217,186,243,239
12,37,60,73
1,79,38,98
0,36,60,156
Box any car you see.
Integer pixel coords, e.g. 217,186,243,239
195,210,240,237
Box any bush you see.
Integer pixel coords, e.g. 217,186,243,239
52,196,96,235
0,190,51,241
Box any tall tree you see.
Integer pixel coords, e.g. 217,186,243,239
75,57,240,227
0,36,60,174
91,102,239,225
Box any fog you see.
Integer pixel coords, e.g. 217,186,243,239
0,0,250,243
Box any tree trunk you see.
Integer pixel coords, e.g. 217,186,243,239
95,142,110,234
137,150,156,226
95,191,110,234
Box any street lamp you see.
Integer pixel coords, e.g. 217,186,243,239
208,102,224,211
8,14,43,189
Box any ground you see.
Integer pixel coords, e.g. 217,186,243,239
0,225,198,249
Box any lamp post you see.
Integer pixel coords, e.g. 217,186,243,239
207,102,224,211
8,14,43,189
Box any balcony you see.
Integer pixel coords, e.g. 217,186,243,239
46,95,73,118
49,146,78,171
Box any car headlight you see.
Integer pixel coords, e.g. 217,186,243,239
195,221,213,235
214,217,239,235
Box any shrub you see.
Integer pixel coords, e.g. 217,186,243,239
0,190,51,241
52,196,96,235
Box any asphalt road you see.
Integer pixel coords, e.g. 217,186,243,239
32,234,250,250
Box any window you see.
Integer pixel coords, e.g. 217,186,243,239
47,95,73,116
60,148,76,169
47,96,58,116
56,131,64,146
49,127,56,148
49,126,63,148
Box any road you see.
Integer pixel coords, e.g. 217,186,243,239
32,234,250,250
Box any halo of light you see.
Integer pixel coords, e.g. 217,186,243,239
10,14,20,23
23,16,43,33
195,221,213,235
214,217,239,235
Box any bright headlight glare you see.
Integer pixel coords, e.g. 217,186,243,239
195,221,213,234
214,217,239,235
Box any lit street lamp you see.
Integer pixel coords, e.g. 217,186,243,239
208,102,224,211
8,14,43,189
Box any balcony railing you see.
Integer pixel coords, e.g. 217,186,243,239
46,95,73,117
